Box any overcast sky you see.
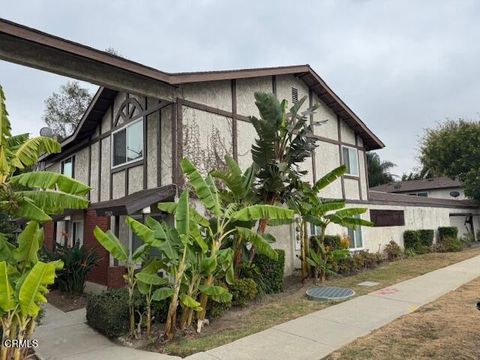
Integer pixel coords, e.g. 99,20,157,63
2,0,480,176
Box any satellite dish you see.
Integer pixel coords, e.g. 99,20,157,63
450,191,460,198
39,127,54,138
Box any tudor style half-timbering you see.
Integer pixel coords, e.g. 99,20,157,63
4,18,476,288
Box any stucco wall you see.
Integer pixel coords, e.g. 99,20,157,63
74,147,89,185
112,172,125,200
160,105,173,186
314,142,342,198
340,119,356,145
89,142,99,202
182,80,232,112
312,92,338,140
146,100,159,188
128,165,144,194
344,178,361,200
236,77,272,117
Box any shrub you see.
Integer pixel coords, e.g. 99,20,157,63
52,244,99,294
418,229,434,247
434,236,463,252
384,240,402,261
253,249,285,294
86,288,170,338
87,288,132,338
403,231,420,251
229,278,258,307
336,251,383,275
207,299,232,318
438,226,458,241
404,248,416,257
323,235,341,250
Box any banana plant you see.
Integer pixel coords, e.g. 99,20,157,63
0,85,90,360
170,158,295,333
289,165,373,281
0,221,63,360
93,225,148,337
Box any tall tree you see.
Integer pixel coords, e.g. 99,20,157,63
366,152,396,187
420,119,480,200
42,81,92,140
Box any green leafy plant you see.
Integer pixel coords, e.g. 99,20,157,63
47,243,99,294
250,249,285,294
307,236,349,283
384,240,402,261
0,85,90,360
438,226,458,241
229,278,258,307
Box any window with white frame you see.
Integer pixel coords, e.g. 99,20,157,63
347,216,363,249
342,146,359,176
56,219,84,247
112,119,144,167
61,156,74,178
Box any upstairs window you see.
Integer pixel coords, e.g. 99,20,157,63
342,146,359,176
61,157,74,178
112,119,144,167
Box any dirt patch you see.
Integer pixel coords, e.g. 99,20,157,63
326,277,480,360
47,290,87,312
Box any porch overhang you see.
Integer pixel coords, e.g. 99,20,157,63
90,184,177,216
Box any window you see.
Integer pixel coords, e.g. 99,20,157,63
347,221,363,249
61,157,74,178
56,220,84,247
112,119,144,167
342,146,359,176
408,192,428,197
370,209,405,227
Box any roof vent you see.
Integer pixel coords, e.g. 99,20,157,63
292,87,298,104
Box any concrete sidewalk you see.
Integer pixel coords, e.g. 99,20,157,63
36,254,480,360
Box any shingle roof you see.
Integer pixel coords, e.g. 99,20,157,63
366,190,477,209
370,177,463,193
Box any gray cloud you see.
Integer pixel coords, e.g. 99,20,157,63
2,0,480,175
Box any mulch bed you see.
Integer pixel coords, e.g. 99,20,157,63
47,290,87,312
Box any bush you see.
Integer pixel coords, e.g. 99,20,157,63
323,235,341,250
253,249,285,294
404,248,416,257
384,240,402,261
52,244,99,294
418,229,434,247
229,278,258,307
434,236,463,252
336,250,383,275
86,288,169,337
207,299,232,318
438,226,458,241
403,231,420,251
87,288,132,338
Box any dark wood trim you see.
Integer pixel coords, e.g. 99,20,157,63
176,100,184,187
311,134,364,150
87,142,91,201
363,150,370,201
52,221,57,252
346,198,478,210
272,75,277,95
125,167,130,196
98,138,102,203
171,102,178,185
309,88,316,183
143,97,148,190
110,103,114,131
356,136,363,200
338,115,345,199
110,159,144,174
113,215,119,266
180,98,249,123
157,107,162,187
231,79,238,161
109,170,113,200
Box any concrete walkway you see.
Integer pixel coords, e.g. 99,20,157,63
36,254,480,360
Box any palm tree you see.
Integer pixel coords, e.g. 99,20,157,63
366,152,396,188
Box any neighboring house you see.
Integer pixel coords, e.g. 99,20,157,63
1,19,478,289
371,177,466,200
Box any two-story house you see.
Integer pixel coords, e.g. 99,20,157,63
2,18,478,290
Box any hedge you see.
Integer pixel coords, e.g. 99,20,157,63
438,226,458,242
86,288,169,338
403,229,434,253
253,249,285,294
323,235,341,250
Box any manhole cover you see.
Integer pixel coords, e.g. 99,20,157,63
306,286,355,301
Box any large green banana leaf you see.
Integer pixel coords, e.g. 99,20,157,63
232,204,294,221
312,165,347,193
14,198,51,222
235,227,278,260
198,284,232,303
180,158,221,216
10,136,61,170
93,227,128,262
19,261,57,317
175,190,189,236
126,216,154,244
13,221,42,265
10,171,91,196
0,261,14,312
18,190,89,213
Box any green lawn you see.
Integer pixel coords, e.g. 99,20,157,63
163,246,480,357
